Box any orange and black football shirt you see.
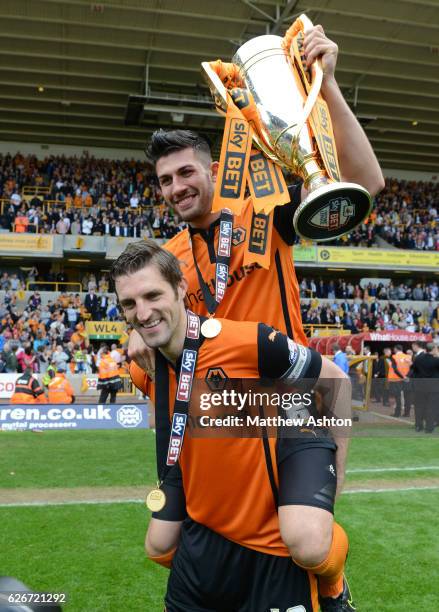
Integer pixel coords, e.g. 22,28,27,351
130,318,321,557
164,186,306,345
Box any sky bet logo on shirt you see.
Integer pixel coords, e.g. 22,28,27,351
176,349,197,402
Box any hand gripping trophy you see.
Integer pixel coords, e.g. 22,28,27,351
202,14,372,242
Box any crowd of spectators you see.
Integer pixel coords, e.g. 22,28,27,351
299,278,439,302
301,298,439,334
371,178,439,250
325,223,376,248
0,152,184,239
0,267,115,294
0,281,123,375
327,178,439,249
1,153,439,248
299,276,439,333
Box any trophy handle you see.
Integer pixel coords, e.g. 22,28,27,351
280,14,323,145
201,61,228,115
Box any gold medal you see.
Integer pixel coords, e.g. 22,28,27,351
146,488,166,512
201,318,222,339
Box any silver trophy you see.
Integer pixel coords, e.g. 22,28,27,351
202,14,372,241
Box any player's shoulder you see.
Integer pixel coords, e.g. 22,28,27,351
163,229,189,255
202,318,259,352
216,318,258,336
198,318,260,375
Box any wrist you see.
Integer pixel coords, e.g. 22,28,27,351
320,73,339,97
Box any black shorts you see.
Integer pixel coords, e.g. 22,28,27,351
154,435,337,522
276,435,337,513
165,519,316,612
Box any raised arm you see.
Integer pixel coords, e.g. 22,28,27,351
303,25,385,197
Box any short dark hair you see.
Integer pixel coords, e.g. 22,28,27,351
146,129,212,167
426,342,436,353
110,239,183,292
394,344,403,351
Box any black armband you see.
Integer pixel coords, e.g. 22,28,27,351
257,323,322,382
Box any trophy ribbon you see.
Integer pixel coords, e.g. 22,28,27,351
203,14,373,242
213,91,253,214
283,15,341,183
242,200,274,270
209,63,290,216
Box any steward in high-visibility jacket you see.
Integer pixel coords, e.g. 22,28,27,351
387,348,411,381
47,369,75,404
97,347,122,403
10,368,46,404
42,364,56,387
386,344,410,417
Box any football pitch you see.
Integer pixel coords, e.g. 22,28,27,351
1,428,438,611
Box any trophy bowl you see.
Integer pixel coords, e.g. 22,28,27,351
203,18,373,242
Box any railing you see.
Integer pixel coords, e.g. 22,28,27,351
22,186,50,201
120,374,135,396
12,222,39,233
26,281,83,292
302,324,347,337
0,196,156,217
327,354,376,411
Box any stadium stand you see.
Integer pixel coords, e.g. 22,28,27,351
311,178,439,249
1,148,438,410
299,277,439,301
0,153,185,239
1,153,439,377
1,153,438,249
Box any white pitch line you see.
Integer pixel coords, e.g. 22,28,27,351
368,410,414,424
1,485,439,507
0,498,144,508
344,485,439,494
347,466,439,474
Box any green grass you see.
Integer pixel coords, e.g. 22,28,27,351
0,429,438,610
0,430,157,488
1,491,438,611
0,504,165,611
347,435,439,469
346,468,439,484
345,434,439,483
339,490,439,612
2,428,437,488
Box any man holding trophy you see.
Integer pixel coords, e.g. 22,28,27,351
129,15,384,611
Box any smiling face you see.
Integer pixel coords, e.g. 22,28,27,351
115,263,187,354
156,148,219,228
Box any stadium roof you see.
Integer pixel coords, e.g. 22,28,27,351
0,0,438,173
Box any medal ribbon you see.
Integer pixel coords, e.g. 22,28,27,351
190,208,233,316
155,311,207,487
